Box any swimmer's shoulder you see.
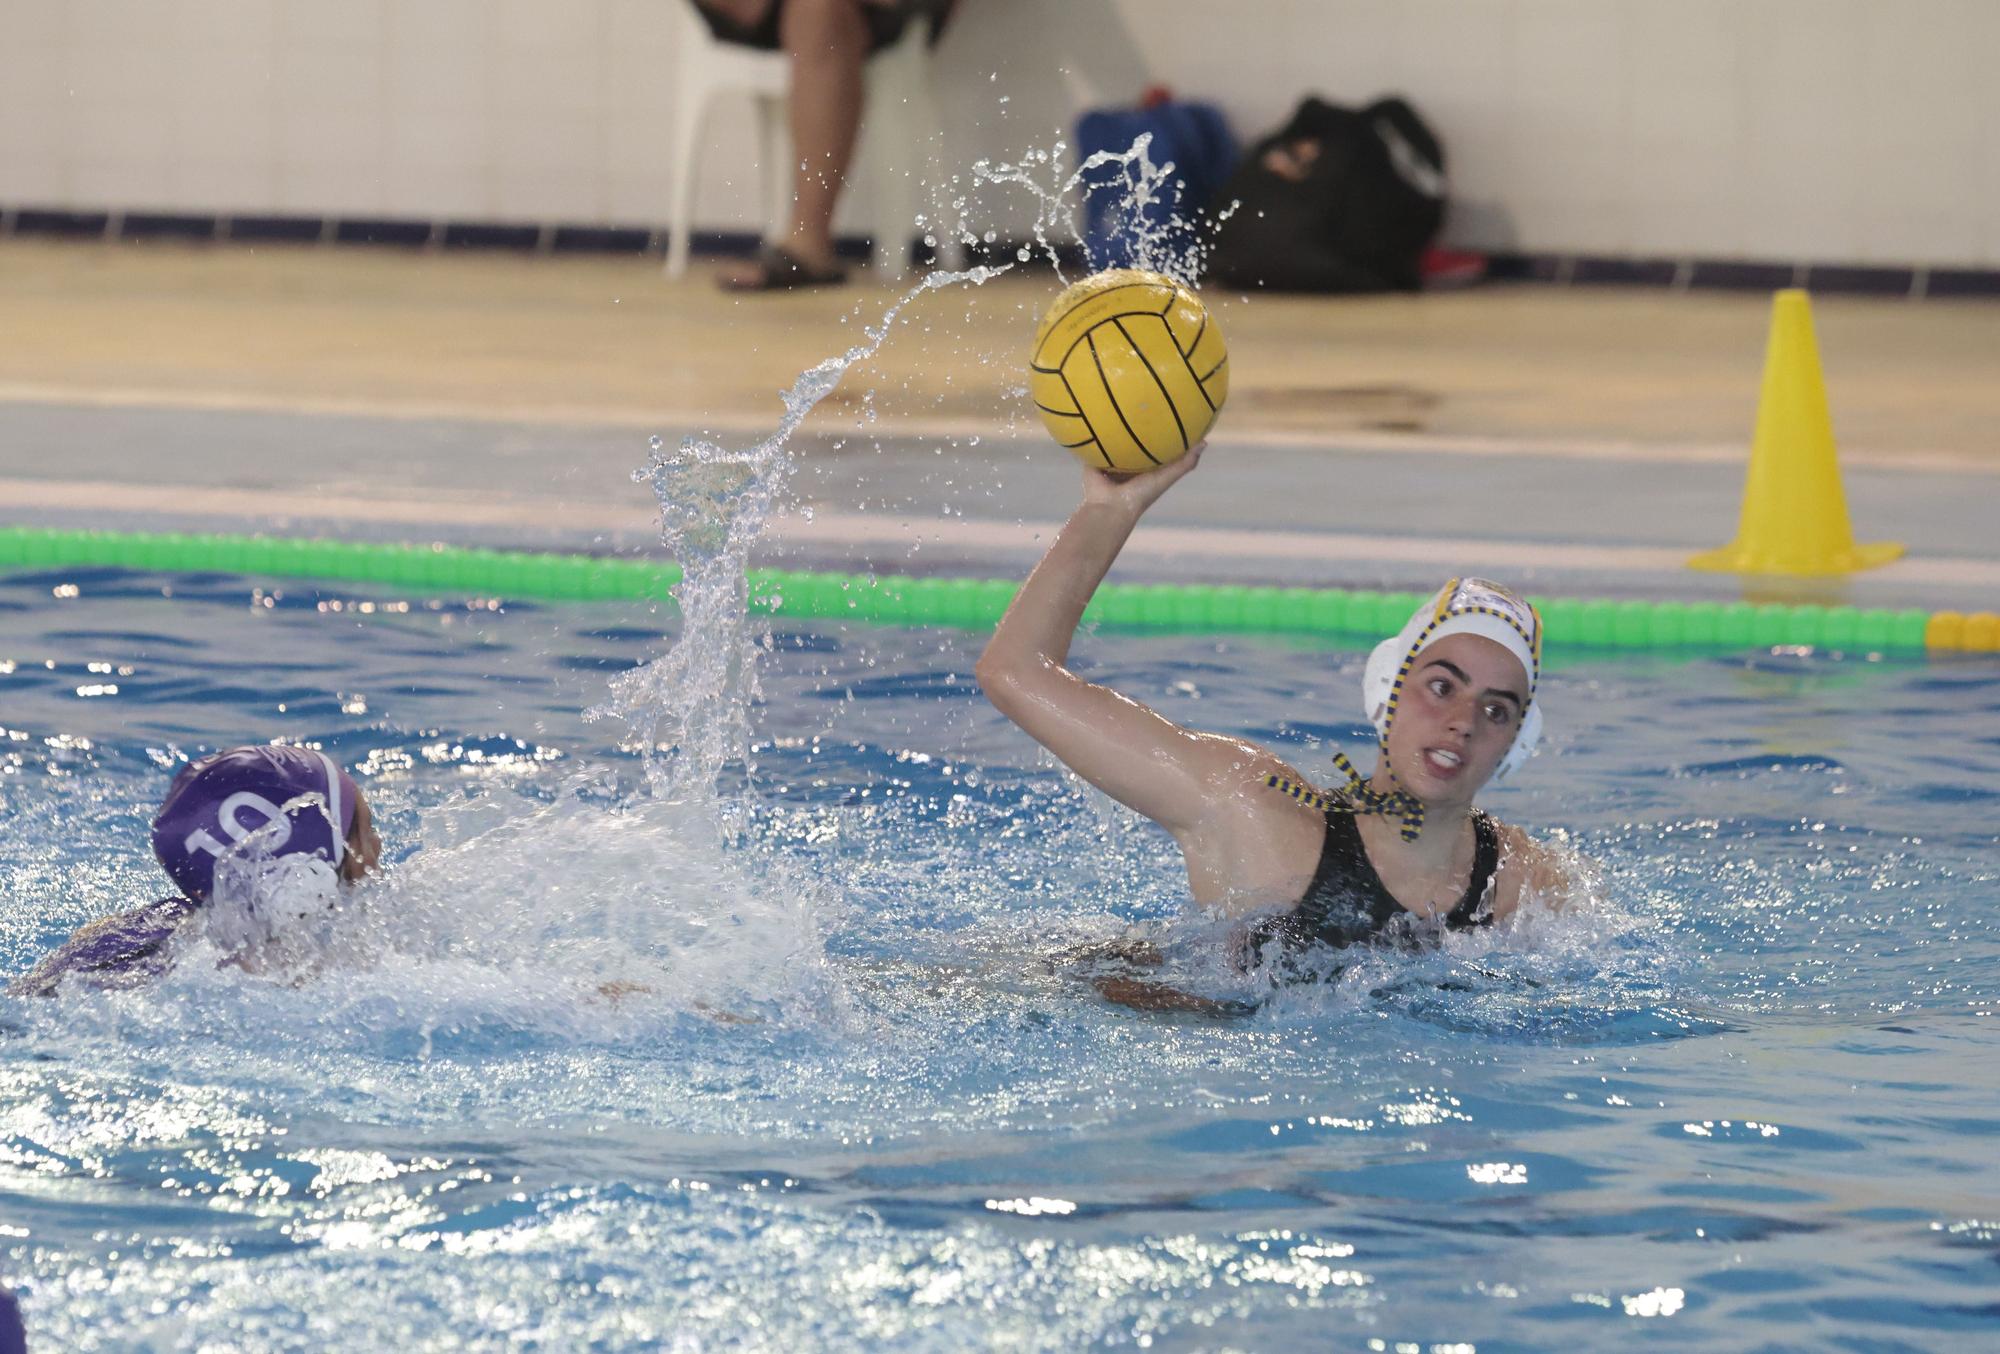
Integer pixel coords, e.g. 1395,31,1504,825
1170,738,1330,913
1180,729,1287,783
1169,731,1326,836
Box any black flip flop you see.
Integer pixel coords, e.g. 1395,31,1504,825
719,244,849,292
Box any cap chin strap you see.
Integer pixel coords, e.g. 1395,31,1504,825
1265,752,1426,842
1327,749,1426,841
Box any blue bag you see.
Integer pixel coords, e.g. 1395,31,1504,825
1076,97,1237,272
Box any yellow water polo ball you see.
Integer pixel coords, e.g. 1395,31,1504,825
1029,268,1228,472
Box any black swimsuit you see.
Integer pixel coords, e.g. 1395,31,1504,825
1253,809,1499,960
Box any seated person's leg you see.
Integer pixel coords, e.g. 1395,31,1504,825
776,0,869,272
716,0,873,288
709,0,944,289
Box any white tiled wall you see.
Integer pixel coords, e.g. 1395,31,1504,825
2,0,1997,266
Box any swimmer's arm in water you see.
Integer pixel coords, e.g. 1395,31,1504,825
593,981,762,1024
1091,975,1258,1018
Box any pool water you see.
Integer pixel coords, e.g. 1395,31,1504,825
2,566,1998,1351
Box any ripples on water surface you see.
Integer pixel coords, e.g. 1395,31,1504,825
1,567,1996,1350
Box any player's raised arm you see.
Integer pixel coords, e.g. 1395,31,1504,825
976,449,1241,835
981,269,1240,839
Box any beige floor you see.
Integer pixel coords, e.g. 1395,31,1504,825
3,238,1998,467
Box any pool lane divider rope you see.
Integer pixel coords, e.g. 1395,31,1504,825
2,526,1995,654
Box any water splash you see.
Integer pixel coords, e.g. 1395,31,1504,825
71,784,846,1043
964,133,1221,287
590,264,1012,809
138,141,1203,1027
590,136,1211,813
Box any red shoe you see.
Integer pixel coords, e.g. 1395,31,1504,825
1420,245,1488,288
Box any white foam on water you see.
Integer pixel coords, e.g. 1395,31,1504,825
26,793,844,1060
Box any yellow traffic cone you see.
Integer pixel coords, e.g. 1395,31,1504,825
1690,289,1903,576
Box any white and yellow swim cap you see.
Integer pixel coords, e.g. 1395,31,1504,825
1361,577,1544,782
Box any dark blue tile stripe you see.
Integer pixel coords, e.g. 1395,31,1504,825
121,212,214,240
1685,259,1798,291
551,225,656,253
334,218,431,247
440,222,541,250
1927,269,2000,298
11,208,112,237
226,215,325,243
2,206,1995,299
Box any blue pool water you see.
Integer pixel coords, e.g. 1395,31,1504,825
2,565,1998,1350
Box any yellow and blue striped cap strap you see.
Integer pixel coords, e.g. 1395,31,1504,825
1266,755,1425,843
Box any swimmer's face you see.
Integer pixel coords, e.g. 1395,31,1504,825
339,791,382,883
1382,632,1529,804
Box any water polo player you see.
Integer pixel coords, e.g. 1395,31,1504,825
976,445,1577,1008
10,745,380,997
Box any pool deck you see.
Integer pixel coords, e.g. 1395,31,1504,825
2,238,1997,610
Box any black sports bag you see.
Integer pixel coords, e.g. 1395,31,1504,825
1206,95,1446,293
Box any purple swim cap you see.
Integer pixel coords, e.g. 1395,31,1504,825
150,745,359,902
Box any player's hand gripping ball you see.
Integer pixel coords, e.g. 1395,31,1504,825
1030,268,1228,472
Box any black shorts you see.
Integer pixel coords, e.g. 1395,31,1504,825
692,0,951,55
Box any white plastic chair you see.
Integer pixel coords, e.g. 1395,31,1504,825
663,4,939,281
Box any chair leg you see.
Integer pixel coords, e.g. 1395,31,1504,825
665,87,709,280
872,148,915,279
755,91,789,249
